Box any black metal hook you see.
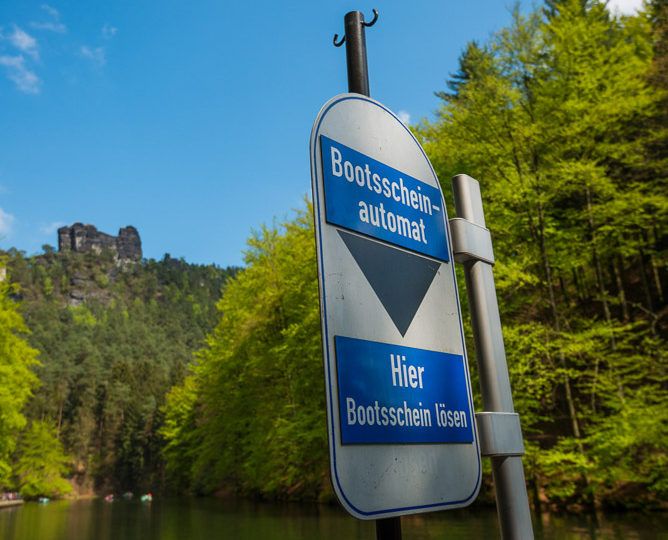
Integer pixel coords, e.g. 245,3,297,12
363,9,378,28
332,9,378,47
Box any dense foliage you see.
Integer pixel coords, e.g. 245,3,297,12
0,258,40,490
161,0,666,510
416,0,667,509
14,421,72,499
1,246,236,496
161,208,327,499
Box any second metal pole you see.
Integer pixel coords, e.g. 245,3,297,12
452,174,534,540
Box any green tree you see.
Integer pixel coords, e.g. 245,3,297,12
0,259,40,487
417,0,667,508
162,204,328,498
160,375,201,492
14,421,72,498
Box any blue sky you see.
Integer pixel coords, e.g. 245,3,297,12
0,0,642,267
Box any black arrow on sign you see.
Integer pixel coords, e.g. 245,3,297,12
337,230,441,337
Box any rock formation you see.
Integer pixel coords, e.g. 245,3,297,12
58,223,142,262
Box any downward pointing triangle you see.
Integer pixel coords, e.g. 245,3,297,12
338,230,441,337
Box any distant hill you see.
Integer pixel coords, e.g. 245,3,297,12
2,239,238,495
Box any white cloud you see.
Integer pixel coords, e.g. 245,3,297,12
40,221,66,235
607,0,644,15
0,55,41,93
0,207,15,238
81,45,106,66
397,110,411,125
41,4,59,19
7,26,39,59
102,24,118,39
31,4,66,33
30,21,66,33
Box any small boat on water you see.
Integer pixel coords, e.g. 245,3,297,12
38,497,50,504
104,494,114,502
140,493,152,502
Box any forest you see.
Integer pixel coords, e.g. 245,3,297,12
0,0,666,512
0,246,237,496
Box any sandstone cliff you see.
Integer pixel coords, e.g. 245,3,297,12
57,223,142,262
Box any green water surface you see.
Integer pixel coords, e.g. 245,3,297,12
0,498,665,540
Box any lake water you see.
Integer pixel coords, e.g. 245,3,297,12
0,498,666,540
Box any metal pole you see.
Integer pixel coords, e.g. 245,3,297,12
452,174,534,540
333,10,378,96
376,517,401,540
335,10,399,540
344,11,370,95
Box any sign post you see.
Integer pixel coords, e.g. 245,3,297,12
313,10,535,540
315,12,481,540
310,10,533,540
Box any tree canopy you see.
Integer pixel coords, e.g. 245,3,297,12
161,0,666,510
416,0,667,509
161,206,327,499
0,258,39,488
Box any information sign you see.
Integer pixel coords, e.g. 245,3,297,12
320,135,449,261
310,94,481,520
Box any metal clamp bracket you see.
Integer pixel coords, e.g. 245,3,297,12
449,218,495,265
475,412,524,457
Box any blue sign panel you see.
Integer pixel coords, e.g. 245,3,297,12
320,135,449,262
335,336,473,444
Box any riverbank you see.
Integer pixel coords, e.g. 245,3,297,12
0,500,23,509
